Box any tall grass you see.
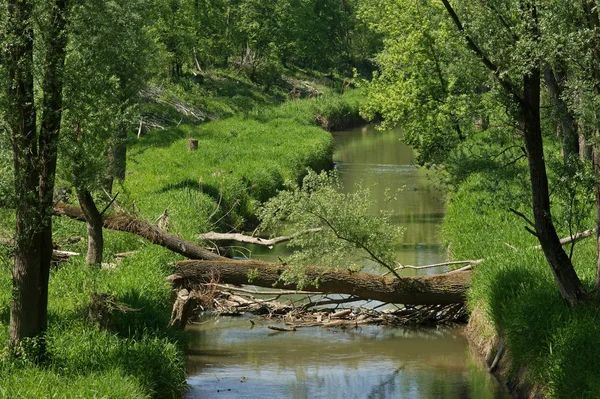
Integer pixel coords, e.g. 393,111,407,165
443,140,600,398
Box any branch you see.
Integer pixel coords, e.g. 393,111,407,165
439,0,523,103
509,207,535,228
382,259,482,276
199,228,322,247
533,228,596,250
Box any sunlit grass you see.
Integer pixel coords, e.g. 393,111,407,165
443,142,600,398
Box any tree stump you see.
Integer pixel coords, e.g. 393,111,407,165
188,138,198,151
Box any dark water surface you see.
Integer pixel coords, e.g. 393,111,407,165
185,125,511,398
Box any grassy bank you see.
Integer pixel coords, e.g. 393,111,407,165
0,74,365,397
120,88,364,239
443,140,600,398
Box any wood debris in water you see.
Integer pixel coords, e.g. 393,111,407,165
190,285,468,329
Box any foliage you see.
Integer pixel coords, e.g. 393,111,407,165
259,170,404,287
59,0,153,191
0,234,185,398
357,0,490,166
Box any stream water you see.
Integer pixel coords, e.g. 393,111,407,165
185,125,511,398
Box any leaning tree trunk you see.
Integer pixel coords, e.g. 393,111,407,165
76,188,104,265
55,205,472,305
522,65,587,305
54,204,223,260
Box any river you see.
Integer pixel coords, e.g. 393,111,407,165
184,125,511,398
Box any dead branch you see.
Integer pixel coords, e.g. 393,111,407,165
533,228,596,250
199,228,322,247
267,325,296,332
382,259,482,276
54,204,224,261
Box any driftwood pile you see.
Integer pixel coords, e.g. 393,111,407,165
192,284,468,329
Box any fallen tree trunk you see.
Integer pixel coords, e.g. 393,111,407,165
54,205,223,260
55,205,470,305
168,260,471,305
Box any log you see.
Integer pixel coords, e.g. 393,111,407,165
55,205,470,306
168,259,471,305
54,205,224,260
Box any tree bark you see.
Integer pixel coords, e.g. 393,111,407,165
543,66,579,163
6,0,70,353
36,0,70,337
168,260,471,305
75,189,104,265
54,205,224,261
6,0,44,352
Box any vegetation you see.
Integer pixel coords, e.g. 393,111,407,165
356,0,600,395
0,0,372,395
442,139,599,397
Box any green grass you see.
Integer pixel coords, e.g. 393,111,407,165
120,90,367,239
0,242,186,399
443,140,600,398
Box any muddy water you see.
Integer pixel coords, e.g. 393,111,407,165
185,125,511,398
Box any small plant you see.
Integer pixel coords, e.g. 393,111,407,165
259,170,404,287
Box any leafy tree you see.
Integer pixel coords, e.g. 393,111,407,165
259,170,404,287
3,0,70,354
361,0,591,304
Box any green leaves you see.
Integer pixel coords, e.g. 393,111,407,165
259,170,404,287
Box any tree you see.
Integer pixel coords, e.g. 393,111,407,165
4,0,70,353
360,0,589,304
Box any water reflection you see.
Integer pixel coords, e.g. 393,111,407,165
332,125,446,269
186,317,510,399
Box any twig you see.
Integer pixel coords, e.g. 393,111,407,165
210,284,317,296
99,192,119,216
267,325,296,332
509,207,535,228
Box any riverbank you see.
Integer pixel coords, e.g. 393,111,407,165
442,143,600,398
0,73,365,398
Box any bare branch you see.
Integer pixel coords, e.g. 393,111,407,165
199,228,322,247
509,207,536,227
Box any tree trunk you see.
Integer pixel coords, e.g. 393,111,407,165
169,260,471,305
522,65,587,305
76,188,104,265
37,0,70,338
54,205,224,261
6,0,69,353
6,0,44,352
543,66,579,163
